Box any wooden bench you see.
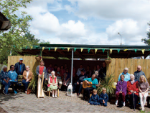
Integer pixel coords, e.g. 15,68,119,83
147,86,150,107
48,89,59,97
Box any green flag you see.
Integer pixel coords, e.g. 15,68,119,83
102,49,105,53
49,48,51,51
61,48,65,50
134,49,137,53
117,49,120,53
88,48,91,53
74,48,76,52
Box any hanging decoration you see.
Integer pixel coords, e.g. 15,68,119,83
134,49,137,53
30,46,33,49
42,47,45,51
55,47,57,52
81,48,83,52
25,46,27,49
49,48,51,51
142,49,145,54
61,48,65,50
110,49,112,54
67,48,70,52
95,49,98,54
124,49,128,51
117,49,120,53
74,48,76,52
88,48,91,53
102,49,105,53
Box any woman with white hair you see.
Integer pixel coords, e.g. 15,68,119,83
127,74,139,109
22,66,33,93
138,75,149,111
47,71,58,97
118,67,130,82
0,65,10,94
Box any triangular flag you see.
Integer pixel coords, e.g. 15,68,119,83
102,49,105,53
117,49,120,53
61,48,65,50
25,46,27,49
124,49,128,51
67,48,70,52
134,49,137,53
49,48,51,51
95,49,97,54
88,48,91,53
74,48,76,52
42,47,45,51
55,47,57,52
110,49,112,54
142,49,145,54
81,48,83,52
30,46,33,49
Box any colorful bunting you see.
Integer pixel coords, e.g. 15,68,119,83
110,49,112,54
102,49,105,53
95,49,97,54
88,48,91,53
55,47,57,52
124,49,128,51
81,48,83,52
42,47,45,51
117,49,120,53
67,48,70,52
142,49,145,54
61,48,65,50
74,48,76,52
134,49,137,53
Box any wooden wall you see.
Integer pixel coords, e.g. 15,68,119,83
106,58,150,83
8,56,40,73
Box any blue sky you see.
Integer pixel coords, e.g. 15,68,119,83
23,0,150,45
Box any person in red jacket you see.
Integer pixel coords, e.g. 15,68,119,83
127,74,139,109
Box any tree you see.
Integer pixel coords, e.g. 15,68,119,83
142,23,150,45
0,0,33,64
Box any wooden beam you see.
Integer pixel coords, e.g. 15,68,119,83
57,50,70,59
127,51,131,58
74,51,84,59
144,51,150,59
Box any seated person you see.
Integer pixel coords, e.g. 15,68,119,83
47,69,52,78
86,66,91,78
22,66,33,93
127,74,139,109
8,65,18,94
99,62,106,80
0,65,10,95
60,65,65,81
83,74,99,100
76,64,83,76
115,75,127,106
62,69,70,87
89,89,100,105
56,67,62,89
118,68,130,82
47,64,53,72
73,69,87,96
99,88,108,106
138,75,149,111
47,71,58,98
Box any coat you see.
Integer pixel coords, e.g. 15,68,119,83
116,81,127,95
118,72,130,82
134,71,146,82
127,80,139,96
15,62,26,75
89,94,99,102
36,65,47,79
99,93,109,102
23,70,33,82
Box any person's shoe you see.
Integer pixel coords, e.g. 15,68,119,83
115,100,118,106
123,102,125,106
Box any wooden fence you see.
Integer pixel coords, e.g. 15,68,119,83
8,56,40,73
106,58,150,83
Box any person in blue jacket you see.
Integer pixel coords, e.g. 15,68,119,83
99,87,109,106
83,74,99,100
8,65,18,94
118,67,130,82
89,89,100,105
0,65,10,94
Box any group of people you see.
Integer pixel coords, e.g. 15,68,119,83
0,58,149,111
0,58,33,94
115,66,149,111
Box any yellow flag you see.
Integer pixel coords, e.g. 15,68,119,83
67,48,70,52
110,49,112,54
81,48,83,52
124,49,128,51
30,46,33,49
95,49,97,54
55,47,57,52
142,49,145,54
42,47,45,51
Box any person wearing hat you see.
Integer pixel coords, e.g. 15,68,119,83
118,67,130,82
14,58,26,75
73,68,87,96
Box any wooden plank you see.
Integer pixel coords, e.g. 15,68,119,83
115,58,118,82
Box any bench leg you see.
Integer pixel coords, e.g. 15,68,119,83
49,91,50,97
57,89,59,97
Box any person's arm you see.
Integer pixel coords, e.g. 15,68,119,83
106,94,109,102
23,71,27,80
55,78,58,86
44,67,47,79
144,82,149,93
116,82,120,93
14,63,18,72
36,66,39,75
127,82,131,92
83,78,89,81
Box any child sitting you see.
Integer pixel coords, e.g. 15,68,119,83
89,89,100,105
99,88,109,106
